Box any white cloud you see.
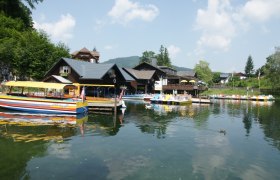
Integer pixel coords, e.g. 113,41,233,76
242,0,280,22
104,45,113,50
194,0,280,54
194,0,236,52
167,45,181,59
197,35,231,51
94,19,107,31
108,0,159,25
33,14,76,42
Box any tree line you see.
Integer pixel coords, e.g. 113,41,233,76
139,45,172,67
0,0,70,81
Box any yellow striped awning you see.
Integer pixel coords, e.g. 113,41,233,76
73,83,114,87
3,81,76,90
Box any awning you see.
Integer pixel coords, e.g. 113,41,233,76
3,81,76,90
73,83,114,87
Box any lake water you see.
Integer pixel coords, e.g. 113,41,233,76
0,100,280,180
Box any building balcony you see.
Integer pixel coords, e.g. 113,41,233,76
162,84,207,91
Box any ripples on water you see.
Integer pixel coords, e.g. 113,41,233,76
0,100,280,180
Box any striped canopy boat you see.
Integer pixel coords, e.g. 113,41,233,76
0,81,88,114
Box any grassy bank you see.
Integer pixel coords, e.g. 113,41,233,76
201,88,260,96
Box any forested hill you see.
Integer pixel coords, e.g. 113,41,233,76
101,56,193,71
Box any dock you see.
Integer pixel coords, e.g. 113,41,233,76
209,94,275,101
191,98,212,104
87,98,124,113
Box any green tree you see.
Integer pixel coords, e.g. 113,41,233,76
139,51,155,64
264,47,280,89
156,45,171,67
15,31,70,80
163,47,171,67
245,55,254,77
212,72,221,84
0,0,43,28
194,60,213,84
0,14,70,81
0,15,23,80
156,45,165,66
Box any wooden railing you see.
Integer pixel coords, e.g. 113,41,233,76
162,84,207,91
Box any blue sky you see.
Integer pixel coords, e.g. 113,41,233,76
32,0,280,72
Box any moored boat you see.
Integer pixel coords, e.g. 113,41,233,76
209,94,275,101
191,97,212,104
0,81,88,114
150,94,192,105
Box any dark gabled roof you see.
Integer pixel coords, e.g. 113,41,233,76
62,58,117,79
45,58,129,80
158,66,177,71
71,47,100,57
234,72,246,77
177,70,196,77
133,62,166,74
123,68,155,80
118,67,135,81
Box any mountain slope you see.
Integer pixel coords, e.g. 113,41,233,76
102,56,140,68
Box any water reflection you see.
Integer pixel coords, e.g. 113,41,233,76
0,111,88,180
0,112,88,142
0,100,280,179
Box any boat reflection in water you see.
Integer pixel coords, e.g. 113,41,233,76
145,103,210,117
0,111,88,142
145,98,274,118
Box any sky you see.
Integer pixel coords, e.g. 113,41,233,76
31,0,280,72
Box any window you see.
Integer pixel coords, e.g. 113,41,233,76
60,66,71,76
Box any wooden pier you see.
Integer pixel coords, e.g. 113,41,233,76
88,100,123,113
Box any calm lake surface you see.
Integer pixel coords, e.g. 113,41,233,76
1,100,280,180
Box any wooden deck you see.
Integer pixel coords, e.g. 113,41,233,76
162,84,207,91
87,97,123,112
191,98,212,104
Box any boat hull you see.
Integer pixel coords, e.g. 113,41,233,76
0,95,88,114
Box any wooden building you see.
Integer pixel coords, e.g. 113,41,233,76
43,58,132,96
122,68,159,94
132,62,206,95
71,47,100,63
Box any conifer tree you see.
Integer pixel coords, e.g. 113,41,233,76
245,55,254,77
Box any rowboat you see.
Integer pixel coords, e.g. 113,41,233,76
0,81,88,114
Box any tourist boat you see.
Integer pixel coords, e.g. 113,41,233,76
209,94,275,101
150,94,192,105
0,81,88,114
